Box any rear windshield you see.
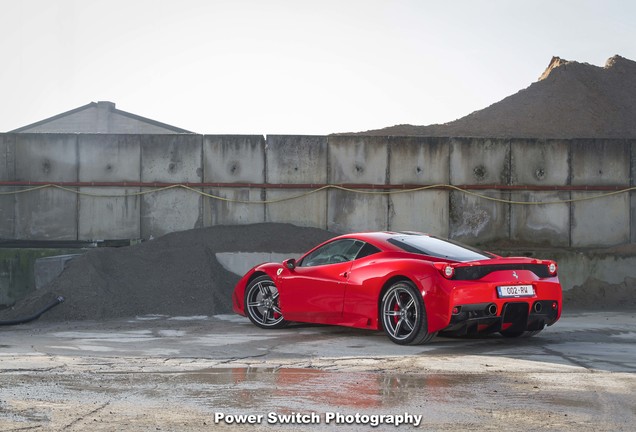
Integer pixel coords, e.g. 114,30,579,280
388,235,492,262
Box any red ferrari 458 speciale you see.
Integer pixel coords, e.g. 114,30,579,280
232,231,562,345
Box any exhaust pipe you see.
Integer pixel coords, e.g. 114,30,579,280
486,303,497,316
533,301,543,313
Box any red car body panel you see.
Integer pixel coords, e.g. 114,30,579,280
232,232,562,337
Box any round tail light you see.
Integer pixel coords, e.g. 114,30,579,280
444,265,454,279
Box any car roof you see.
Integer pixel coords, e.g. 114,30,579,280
334,231,430,250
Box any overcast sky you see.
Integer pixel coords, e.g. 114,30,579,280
1,0,635,135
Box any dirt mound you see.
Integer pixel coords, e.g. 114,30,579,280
563,277,636,311
356,55,636,139
0,224,335,322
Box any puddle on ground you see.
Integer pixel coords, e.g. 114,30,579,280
144,367,485,411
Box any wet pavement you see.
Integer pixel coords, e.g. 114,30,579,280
0,311,634,431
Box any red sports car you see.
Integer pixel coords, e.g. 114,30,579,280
232,232,562,345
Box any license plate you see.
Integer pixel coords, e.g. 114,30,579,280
496,285,535,298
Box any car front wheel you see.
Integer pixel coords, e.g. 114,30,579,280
380,280,436,345
245,275,288,329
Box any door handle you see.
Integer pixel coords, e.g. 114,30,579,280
339,271,348,278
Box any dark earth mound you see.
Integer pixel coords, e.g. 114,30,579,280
563,277,636,312
356,55,636,139
0,223,336,322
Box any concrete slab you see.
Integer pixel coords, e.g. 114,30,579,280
266,136,328,229
449,190,510,245
79,187,141,240
0,134,16,238
450,138,510,185
327,191,388,233
389,190,449,236
570,139,630,186
328,136,388,233
203,135,266,226
510,139,570,185
388,136,450,184
34,254,81,290
14,134,78,240
204,188,265,225
510,191,570,246
141,189,202,239
140,135,203,239
631,140,636,243
571,192,630,247
77,135,142,239
266,189,327,228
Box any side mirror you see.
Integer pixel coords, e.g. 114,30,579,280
285,259,296,270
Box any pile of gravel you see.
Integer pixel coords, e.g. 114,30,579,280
0,223,335,322
358,55,636,139
563,277,636,312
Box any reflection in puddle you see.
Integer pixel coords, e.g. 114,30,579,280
170,367,478,412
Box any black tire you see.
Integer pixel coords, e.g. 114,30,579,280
244,275,288,329
380,280,436,345
500,329,543,338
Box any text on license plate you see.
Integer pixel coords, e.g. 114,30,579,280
496,285,535,298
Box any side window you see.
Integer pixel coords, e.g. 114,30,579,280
300,239,365,267
355,242,381,260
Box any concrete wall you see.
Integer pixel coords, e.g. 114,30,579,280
0,133,633,248
0,134,16,239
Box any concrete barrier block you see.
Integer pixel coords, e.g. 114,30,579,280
510,191,570,246
15,188,78,240
631,140,636,243
203,135,266,226
327,137,388,233
204,135,265,183
510,139,569,185
571,192,630,247
79,134,141,182
204,188,265,226
0,134,16,238
265,136,328,228
15,134,78,182
0,134,15,180
388,137,450,184
450,138,510,185
328,136,388,184
14,134,78,240
141,189,202,239
141,135,203,183
328,190,388,233
389,191,449,236
571,140,630,186
266,135,327,183
449,190,509,245
78,135,141,240
79,188,140,240
266,189,327,228
34,254,81,290
141,135,203,238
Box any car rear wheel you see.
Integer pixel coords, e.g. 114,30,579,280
245,275,288,329
380,280,436,345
